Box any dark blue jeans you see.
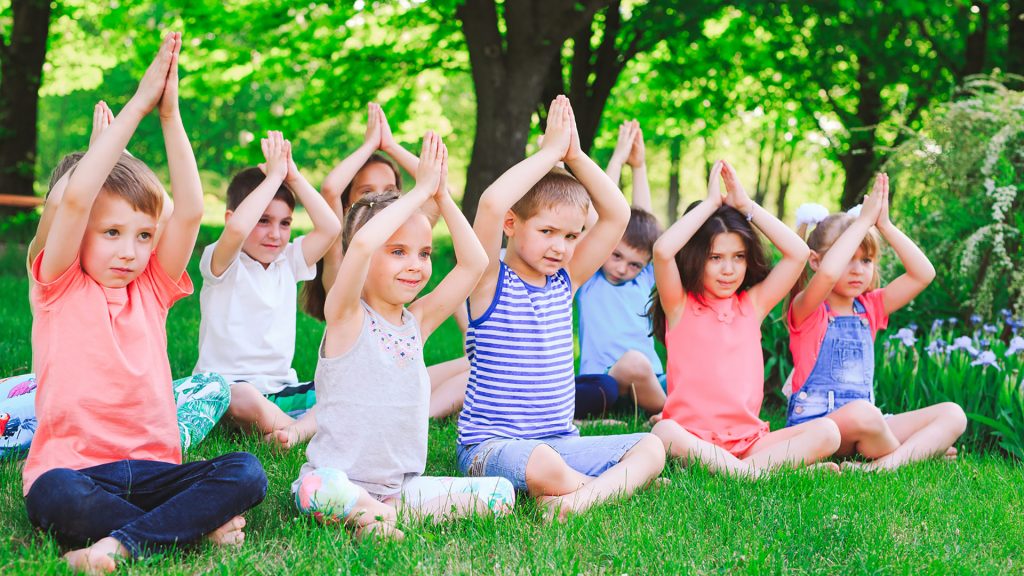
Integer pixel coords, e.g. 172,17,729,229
24,452,267,557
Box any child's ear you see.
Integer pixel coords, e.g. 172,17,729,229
502,210,518,237
808,250,821,271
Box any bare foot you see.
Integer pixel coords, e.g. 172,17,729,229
840,460,870,473
805,461,841,474
646,412,663,426
354,521,405,542
63,537,126,575
537,494,572,524
263,427,299,451
945,446,958,460
207,515,246,546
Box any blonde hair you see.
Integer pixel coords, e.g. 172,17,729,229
511,167,590,220
793,213,882,297
101,153,165,218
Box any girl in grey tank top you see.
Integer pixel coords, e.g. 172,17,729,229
292,135,513,539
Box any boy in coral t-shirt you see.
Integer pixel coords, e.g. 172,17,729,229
23,34,266,575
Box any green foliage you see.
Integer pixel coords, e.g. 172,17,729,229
886,77,1024,319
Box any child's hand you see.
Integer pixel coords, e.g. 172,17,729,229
261,131,290,182
706,160,724,208
875,172,891,228
627,122,646,168
610,121,636,165
564,99,583,163
433,141,450,204
858,174,886,225
364,102,382,150
157,32,182,120
379,106,397,153
90,101,114,146
130,32,176,114
721,160,754,215
415,131,444,194
541,95,571,159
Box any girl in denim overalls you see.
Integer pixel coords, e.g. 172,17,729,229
787,174,966,471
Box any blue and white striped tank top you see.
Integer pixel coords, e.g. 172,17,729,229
458,262,578,445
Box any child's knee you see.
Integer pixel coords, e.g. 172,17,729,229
615,350,653,380
220,452,268,505
936,402,968,435
841,401,888,436
809,418,842,454
295,468,362,525
25,468,91,528
624,434,667,471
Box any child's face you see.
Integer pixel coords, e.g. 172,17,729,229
240,199,293,267
505,205,587,279
81,191,158,288
833,247,875,298
350,163,399,207
702,232,747,299
601,241,650,285
365,214,433,305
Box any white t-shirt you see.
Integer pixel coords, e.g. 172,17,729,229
194,236,316,394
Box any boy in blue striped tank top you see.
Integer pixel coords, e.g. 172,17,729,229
457,96,666,521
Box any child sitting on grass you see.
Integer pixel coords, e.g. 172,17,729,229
293,132,513,539
457,96,665,521
787,174,966,470
650,160,841,477
575,120,666,419
194,129,341,450
23,33,267,575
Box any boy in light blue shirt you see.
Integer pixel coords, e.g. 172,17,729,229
575,120,666,418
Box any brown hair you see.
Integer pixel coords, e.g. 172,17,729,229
100,153,165,218
511,167,590,221
47,152,85,197
647,203,771,343
302,157,404,321
791,212,882,299
341,153,401,211
301,191,401,322
622,207,661,257
226,166,295,212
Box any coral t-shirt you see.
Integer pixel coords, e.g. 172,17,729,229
786,289,889,395
23,252,192,495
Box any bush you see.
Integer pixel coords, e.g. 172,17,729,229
886,76,1024,321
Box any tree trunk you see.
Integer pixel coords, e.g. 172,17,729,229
839,61,882,210
1008,0,1024,76
458,0,608,221
0,0,52,211
962,1,989,77
776,142,797,219
667,137,681,223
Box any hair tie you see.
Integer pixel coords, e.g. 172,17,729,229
846,204,862,217
368,201,375,208
795,203,829,227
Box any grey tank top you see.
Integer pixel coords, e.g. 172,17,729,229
301,300,430,497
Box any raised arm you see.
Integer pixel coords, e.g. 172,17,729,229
789,176,885,326
323,132,444,328
605,120,636,186
410,148,488,339
653,160,724,324
875,174,935,315
721,160,809,319
209,131,290,277
469,96,568,308
565,102,630,292
39,33,176,283
155,33,205,280
380,106,441,224
627,123,652,213
284,148,341,268
321,103,381,210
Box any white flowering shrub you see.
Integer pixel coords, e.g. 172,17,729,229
885,77,1024,319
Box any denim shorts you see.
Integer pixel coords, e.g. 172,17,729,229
457,433,649,491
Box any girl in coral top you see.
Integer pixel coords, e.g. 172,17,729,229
650,160,841,477
787,174,965,471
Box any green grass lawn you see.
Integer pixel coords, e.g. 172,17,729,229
2,230,1024,575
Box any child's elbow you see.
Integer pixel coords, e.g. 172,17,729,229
319,216,343,239
652,238,676,263
791,243,811,264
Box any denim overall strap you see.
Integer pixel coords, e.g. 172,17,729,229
786,298,875,427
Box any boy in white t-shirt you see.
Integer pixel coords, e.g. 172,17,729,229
195,132,341,449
